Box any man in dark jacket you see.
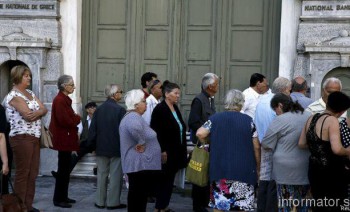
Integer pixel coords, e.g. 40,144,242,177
188,73,219,212
87,84,126,210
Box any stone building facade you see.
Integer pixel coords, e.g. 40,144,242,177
0,0,349,175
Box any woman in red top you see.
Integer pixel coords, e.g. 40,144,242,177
49,75,81,208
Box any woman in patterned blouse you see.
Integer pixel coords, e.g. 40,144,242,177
4,65,47,212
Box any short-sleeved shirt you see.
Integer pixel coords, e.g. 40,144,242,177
242,87,260,119
306,98,347,120
4,90,41,138
261,111,311,185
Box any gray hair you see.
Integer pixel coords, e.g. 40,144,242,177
323,77,342,90
201,73,219,90
104,84,120,98
124,89,144,110
224,89,245,111
57,75,73,91
271,77,291,94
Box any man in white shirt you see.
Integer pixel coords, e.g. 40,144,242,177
142,79,162,125
242,73,269,119
307,77,347,119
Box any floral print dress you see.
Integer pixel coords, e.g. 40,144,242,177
203,120,257,211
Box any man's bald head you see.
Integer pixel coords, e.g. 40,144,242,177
291,76,308,93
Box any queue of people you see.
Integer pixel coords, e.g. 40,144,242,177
0,67,349,212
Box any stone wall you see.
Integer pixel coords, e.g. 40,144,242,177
295,0,350,99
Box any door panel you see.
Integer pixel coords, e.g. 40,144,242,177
82,0,281,117
83,0,131,103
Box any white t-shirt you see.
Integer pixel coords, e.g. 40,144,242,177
242,87,260,119
4,89,41,138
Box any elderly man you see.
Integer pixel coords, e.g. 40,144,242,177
290,76,313,109
254,77,291,212
242,73,269,119
87,84,127,210
307,77,346,118
188,73,219,212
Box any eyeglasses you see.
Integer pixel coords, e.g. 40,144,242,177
65,83,75,87
116,90,123,94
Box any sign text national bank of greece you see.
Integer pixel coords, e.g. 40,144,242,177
0,1,58,17
302,1,350,18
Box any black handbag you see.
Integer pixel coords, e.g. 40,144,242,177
0,173,27,212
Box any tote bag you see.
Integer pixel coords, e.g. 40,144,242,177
185,145,209,187
40,124,53,148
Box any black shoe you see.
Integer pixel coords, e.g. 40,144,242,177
51,171,57,178
66,197,76,204
107,204,127,210
53,201,72,208
94,203,105,209
28,207,40,212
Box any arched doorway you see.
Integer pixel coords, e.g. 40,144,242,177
0,60,29,101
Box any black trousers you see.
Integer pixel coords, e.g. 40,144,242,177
155,168,177,210
0,146,12,194
127,170,159,212
192,183,210,209
257,180,278,212
53,151,72,202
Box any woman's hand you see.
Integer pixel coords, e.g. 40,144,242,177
161,152,167,164
2,163,9,175
135,144,145,153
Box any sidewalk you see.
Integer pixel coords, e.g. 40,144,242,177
32,176,195,212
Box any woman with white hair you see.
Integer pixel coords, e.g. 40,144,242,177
196,89,261,212
119,89,161,212
49,74,81,208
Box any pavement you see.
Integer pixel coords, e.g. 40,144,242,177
32,176,196,212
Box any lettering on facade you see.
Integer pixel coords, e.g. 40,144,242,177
302,1,350,18
0,3,55,11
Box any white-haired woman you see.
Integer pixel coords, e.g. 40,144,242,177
119,89,161,212
197,89,261,212
49,75,81,208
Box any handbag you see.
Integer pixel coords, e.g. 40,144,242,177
40,123,53,148
185,143,209,187
0,173,27,212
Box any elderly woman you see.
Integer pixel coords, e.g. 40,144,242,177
49,75,81,208
150,81,187,212
119,89,161,212
196,89,260,212
299,91,350,212
4,65,47,212
261,93,311,212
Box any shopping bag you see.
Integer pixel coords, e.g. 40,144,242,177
185,145,209,187
40,124,53,148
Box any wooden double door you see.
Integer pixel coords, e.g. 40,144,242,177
81,0,281,118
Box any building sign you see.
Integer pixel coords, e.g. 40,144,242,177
302,0,350,18
0,1,59,18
